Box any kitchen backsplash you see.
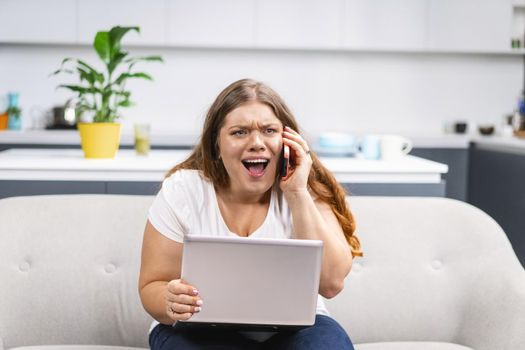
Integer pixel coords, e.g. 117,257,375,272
0,45,521,136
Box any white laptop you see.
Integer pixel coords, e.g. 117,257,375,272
179,235,323,330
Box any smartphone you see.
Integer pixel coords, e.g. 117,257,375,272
280,145,290,178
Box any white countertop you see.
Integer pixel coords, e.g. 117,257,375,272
0,148,448,183
470,135,525,154
410,133,525,153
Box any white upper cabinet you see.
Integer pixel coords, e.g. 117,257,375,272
255,0,342,48
426,0,512,51
0,0,516,53
0,0,76,43
76,0,166,46
166,0,255,47
342,0,427,50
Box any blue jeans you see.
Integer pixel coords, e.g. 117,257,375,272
149,315,354,350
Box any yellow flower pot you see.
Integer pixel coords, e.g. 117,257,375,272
78,122,121,159
0,112,8,130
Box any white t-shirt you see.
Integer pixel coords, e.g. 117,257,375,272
147,169,329,330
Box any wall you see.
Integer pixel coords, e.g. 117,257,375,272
0,44,522,137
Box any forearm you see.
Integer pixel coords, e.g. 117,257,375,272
140,281,173,325
285,190,352,298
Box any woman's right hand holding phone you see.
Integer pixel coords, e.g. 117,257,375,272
165,279,203,322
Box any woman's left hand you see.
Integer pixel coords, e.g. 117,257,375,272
279,126,312,194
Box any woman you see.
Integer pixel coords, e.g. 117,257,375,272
139,78,362,349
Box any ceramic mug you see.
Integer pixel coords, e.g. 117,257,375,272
358,135,381,160
380,135,412,160
317,132,358,156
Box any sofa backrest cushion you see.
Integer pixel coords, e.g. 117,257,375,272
0,195,154,349
325,196,517,344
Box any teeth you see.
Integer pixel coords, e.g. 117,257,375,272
243,159,268,163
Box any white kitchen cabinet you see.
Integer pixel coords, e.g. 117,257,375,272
342,0,427,50
426,0,512,52
166,0,255,47
255,0,342,48
0,0,76,43
76,0,166,46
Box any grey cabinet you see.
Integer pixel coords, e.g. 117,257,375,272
0,181,105,198
0,180,161,199
0,179,444,199
106,181,162,195
468,146,525,268
410,147,469,201
343,182,445,197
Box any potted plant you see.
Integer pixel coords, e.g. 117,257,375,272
52,26,163,158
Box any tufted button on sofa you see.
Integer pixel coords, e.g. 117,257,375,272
1,195,524,350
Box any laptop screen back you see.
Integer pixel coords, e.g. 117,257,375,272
180,235,323,328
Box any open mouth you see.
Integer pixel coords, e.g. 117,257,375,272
241,159,269,177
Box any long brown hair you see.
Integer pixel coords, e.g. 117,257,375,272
166,79,362,258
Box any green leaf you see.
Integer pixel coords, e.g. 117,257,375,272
59,57,74,66
125,55,164,70
117,99,134,107
77,60,102,75
108,26,139,59
107,51,128,75
78,67,101,86
49,57,75,77
114,72,153,85
94,32,110,64
58,84,100,94
124,55,163,63
50,68,74,76
114,91,131,98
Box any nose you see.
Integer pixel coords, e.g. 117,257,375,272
248,131,266,152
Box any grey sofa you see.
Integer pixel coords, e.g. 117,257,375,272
0,195,524,350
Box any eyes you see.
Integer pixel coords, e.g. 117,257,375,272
231,128,278,137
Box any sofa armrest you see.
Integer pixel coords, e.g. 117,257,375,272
460,254,525,350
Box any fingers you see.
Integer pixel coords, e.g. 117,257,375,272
167,279,199,296
171,300,202,314
166,279,203,322
283,126,311,156
167,304,193,321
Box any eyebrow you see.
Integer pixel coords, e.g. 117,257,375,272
227,123,281,130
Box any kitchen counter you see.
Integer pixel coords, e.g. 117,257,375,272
469,135,525,155
0,148,447,183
